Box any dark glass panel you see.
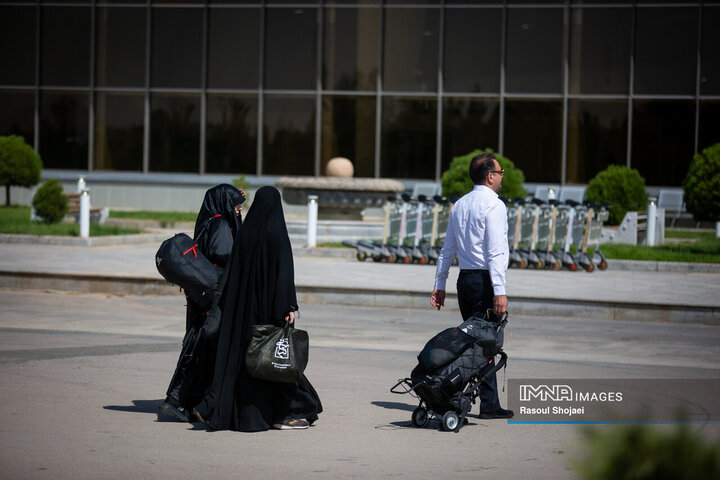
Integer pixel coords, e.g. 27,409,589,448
634,7,697,95
383,9,439,93
380,97,436,179
265,8,317,90
0,91,35,146
566,100,628,184
94,93,144,171
446,0,501,4
96,7,146,88
206,94,258,175
571,0,630,3
441,98,499,174
41,7,90,87
263,95,315,176
151,8,202,88
701,7,720,95
506,8,564,94
631,100,695,187
321,95,376,178
568,8,632,95
323,8,379,91
385,0,439,4
39,91,89,170
210,0,261,3
153,0,204,4
207,8,260,90
98,0,146,3
0,7,36,85
443,9,501,93
149,94,200,173
267,0,319,3
504,99,562,183
698,101,720,153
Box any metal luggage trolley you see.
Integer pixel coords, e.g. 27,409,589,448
515,199,544,269
381,195,410,263
548,200,578,270
507,199,527,268
580,202,609,271
427,195,450,264
531,199,557,270
401,194,430,264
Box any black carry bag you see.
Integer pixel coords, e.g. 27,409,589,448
155,223,221,311
246,322,309,383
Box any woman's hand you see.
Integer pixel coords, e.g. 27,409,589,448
284,311,295,325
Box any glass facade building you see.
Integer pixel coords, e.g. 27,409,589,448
1,1,719,187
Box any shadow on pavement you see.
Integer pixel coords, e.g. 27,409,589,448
371,401,416,412
104,399,174,422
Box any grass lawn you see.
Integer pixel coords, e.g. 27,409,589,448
599,229,720,263
0,206,141,236
109,210,197,223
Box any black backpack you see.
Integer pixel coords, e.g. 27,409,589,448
155,220,222,310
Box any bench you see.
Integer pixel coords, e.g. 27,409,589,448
657,190,685,227
65,193,109,224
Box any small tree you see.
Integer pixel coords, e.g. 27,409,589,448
0,135,43,206
682,143,720,223
32,179,68,223
585,165,648,225
441,149,527,200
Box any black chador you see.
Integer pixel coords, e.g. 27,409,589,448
193,186,322,432
160,184,245,421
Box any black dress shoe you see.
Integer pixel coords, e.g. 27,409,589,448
478,408,514,420
158,401,190,422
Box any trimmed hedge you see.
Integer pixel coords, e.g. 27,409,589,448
0,135,42,206
683,142,720,222
584,165,648,225
32,179,68,223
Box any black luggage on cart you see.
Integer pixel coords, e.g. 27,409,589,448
391,313,508,432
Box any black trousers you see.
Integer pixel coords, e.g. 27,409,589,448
456,269,502,412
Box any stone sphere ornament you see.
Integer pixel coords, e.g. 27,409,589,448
325,157,354,177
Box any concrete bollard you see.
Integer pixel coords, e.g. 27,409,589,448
646,197,657,247
307,195,318,248
79,190,90,238
716,221,720,238
77,176,86,193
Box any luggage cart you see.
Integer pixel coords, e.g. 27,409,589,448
516,199,543,269
549,200,578,270
531,199,558,270
507,198,527,268
581,202,609,271
402,194,429,264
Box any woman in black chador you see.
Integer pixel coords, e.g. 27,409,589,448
159,183,245,422
193,186,322,431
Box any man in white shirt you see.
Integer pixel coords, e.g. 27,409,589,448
430,152,513,420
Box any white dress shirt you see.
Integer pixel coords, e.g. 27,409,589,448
433,184,509,295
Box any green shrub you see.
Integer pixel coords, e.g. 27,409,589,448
585,165,647,225
32,179,68,223
232,174,251,192
575,423,720,480
682,143,720,222
0,135,43,206
441,149,527,200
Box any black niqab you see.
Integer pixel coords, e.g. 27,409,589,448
194,186,322,431
194,184,245,239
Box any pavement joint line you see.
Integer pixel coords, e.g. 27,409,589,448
1,270,718,325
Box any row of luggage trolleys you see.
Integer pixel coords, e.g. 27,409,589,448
344,195,609,272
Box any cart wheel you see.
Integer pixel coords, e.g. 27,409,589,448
372,255,382,262
418,256,427,265
402,256,411,264
411,407,429,428
518,259,527,269
356,252,366,262
585,262,595,272
386,255,395,263
568,263,577,271
598,260,608,270
534,261,544,269
442,411,460,431
552,260,560,270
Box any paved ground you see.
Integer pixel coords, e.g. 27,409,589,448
0,242,718,308
1,290,720,480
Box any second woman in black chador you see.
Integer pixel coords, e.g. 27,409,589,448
194,186,322,431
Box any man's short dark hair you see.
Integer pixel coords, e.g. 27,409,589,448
469,153,497,184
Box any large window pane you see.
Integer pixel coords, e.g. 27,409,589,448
265,9,317,90
0,6,36,85
569,8,631,94
384,9,439,93
321,95,376,178
699,101,720,153
443,9,501,93
634,7,697,95
94,93,144,171
631,100,695,186
0,91,34,146
567,100,628,184
206,94,258,175
381,97,436,179
208,8,260,90
96,7,146,88
323,8,379,91
701,7,720,95
40,91,89,170
504,100,562,183
442,98,499,173
41,7,90,87
506,8,564,94
151,8,202,88
263,95,315,176
150,94,200,173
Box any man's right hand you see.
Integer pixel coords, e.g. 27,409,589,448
493,294,508,315
430,289,446,310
